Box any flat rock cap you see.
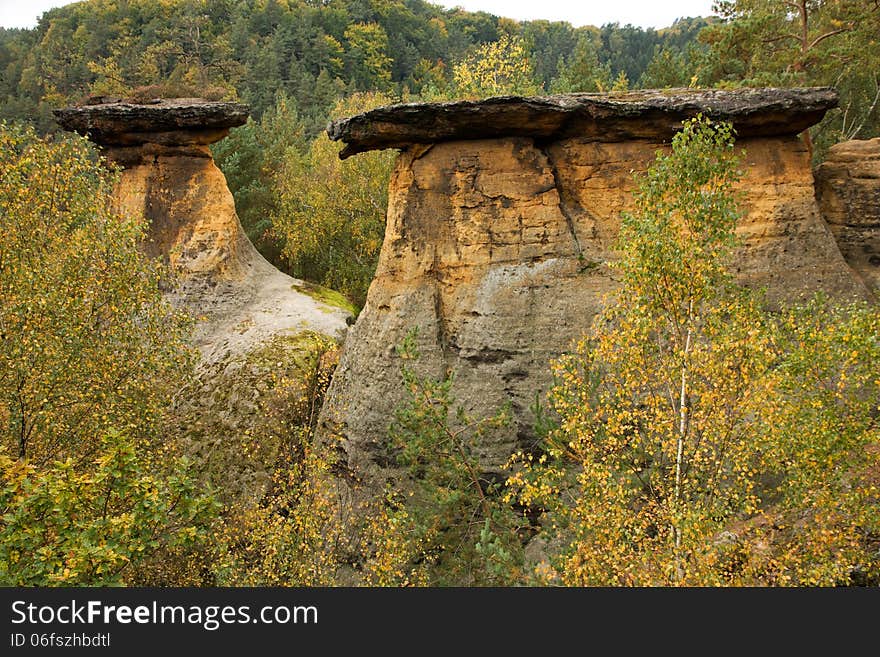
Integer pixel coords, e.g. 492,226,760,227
328,87,838,158
54,98,249,145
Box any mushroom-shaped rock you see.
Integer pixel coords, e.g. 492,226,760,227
317,88,869,503
54,98,350,363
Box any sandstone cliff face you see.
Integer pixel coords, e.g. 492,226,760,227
815,137,880,297
320,89,871,489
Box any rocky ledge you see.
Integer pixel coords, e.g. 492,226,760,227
53,98,249,146
328,87,839,158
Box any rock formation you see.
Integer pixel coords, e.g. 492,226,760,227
55,99,351,503
320,88,871,491
54,99,350,362
815,137,880,297
329,87,839,159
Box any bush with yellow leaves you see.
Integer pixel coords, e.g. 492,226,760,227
508,116,880,586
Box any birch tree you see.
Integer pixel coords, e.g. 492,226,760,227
510,117,768,585
509,116,880,586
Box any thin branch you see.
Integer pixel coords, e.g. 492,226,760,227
807,27,851,52
761,33,802,45
847,77,880,140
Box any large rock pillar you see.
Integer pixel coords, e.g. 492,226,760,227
320,88,871,492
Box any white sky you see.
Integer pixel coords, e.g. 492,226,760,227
0,0,717,30
433,1,717,29
0,0,77,29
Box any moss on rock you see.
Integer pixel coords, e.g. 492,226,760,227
292,281,357,316
172,330,339,508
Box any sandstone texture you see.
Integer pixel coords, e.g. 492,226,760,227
320,88,870,493
55,99,350,363
814,137,880,297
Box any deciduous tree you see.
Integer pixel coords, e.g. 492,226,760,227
270,93,396,309
0,124,192,465
451,34,541,98
0,123,215,585
509,117,880,585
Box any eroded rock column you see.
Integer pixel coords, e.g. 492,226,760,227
320,88,871,494
54,99,350,360
55,99,353,504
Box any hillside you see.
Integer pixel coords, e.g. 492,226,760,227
0,0,711,134
1,0,879,589
4,1,876,300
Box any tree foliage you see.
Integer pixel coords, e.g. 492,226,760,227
270,93,396,309
0,123,215,585
639,47,695,89
344,22,394,92
208,334,426,586
701,1,880,153
756,300,880,585
0,431,216,586
451,34,541,98
1,0,715,129
549,34,613,93
508,117,880,586
385,330,525,585
209,335,346,586
0,123,192,465
211,93,308,269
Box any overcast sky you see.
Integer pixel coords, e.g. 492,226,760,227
433,1,716,29
0,0,73,28
1,0,716,30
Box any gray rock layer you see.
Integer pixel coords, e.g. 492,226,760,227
328,87,839,158
54,98,249,145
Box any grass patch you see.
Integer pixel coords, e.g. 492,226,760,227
292,281,357,316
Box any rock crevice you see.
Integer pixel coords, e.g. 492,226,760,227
536,141,585,257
